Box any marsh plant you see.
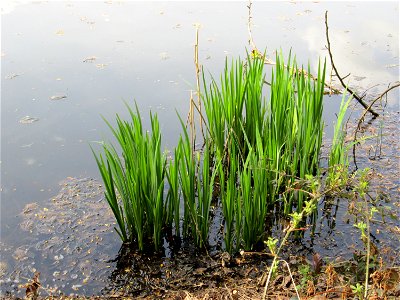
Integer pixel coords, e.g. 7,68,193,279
326,93,352,190
266,53,325,213
165,147,180,236
92,51,351,254
202,51,326,210
178,120,219,248
92,104,167,251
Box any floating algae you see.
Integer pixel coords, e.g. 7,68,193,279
3,177,120,296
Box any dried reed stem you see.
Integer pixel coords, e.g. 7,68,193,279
194,25,205,141
189,90,195,152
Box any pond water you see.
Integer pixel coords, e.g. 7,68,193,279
1,1,399,297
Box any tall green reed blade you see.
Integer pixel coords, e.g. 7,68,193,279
196,143,219,248
237,123,272,251
202,53,271,164
178,113,219,247
145,112,167,251
202,57,247,161
244,52,266,151
91,151,127,241
291,59,326,211
329,93,352,167
251,155,269,245
95,108,146,248
166,148,181,236
240,150,255,250
268,51,295,151
234,171,243,252
265,51,326,215
219,143,238,253
103,116,145,246
202,71,226,158
92,103,167,251
264,52,295,211
177,116,197,239
327,92,352,186
222,57,246,151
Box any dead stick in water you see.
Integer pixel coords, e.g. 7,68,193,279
352,81,400,169
325,11,379,117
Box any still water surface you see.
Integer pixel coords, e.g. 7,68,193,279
1,0,398,296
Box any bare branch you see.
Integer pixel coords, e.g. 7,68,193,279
325,11,379,117
352,81,400,169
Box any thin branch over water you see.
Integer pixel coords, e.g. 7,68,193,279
324,11,380,117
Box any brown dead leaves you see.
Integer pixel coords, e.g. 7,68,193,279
24,271,40,300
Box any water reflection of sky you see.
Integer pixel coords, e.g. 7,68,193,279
1,1,398,295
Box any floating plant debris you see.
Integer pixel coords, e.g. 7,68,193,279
49,95,67,101
5,73,22,80
83,56,97,63
19,116,39,124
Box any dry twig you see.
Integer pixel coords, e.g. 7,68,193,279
351,81,400,168
324,11,379,117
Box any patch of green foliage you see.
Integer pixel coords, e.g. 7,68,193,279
92,51,351,254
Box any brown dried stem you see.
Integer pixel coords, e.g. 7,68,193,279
194,25,205,141
247,0,257,51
